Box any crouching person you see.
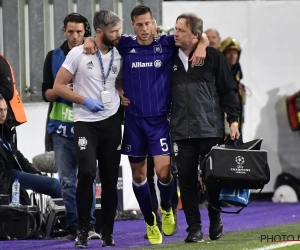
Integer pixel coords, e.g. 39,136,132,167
0,95,62,199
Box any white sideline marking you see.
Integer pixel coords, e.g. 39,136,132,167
251,241,300,250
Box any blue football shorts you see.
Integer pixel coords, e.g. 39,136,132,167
121,114,171,157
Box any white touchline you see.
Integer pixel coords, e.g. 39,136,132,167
251,241,300,250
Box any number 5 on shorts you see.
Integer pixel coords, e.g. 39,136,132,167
160,138,168,152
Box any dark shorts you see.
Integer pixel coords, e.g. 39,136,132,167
121,114,171,157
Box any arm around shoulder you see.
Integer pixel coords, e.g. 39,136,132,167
83,37,97,54
190,33,208,66
200,32,209,47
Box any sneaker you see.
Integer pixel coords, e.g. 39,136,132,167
102,234,115,247
75,230,89,248
161,208,175,236
164,208,178,236
184,228,204,243
88,225,101,240
61,232,77,241
209,217,223,240
144,225,162,239
61,226,77,241
146,212,162,244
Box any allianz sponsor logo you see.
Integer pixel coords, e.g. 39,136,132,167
131,60,162,68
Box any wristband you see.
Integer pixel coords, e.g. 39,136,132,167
229,122,239,127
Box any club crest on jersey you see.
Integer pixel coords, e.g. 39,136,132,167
78,137,87,150
111,65,118,74
154,45,162,53
154,60,162,68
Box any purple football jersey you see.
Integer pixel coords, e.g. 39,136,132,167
117,35,176,117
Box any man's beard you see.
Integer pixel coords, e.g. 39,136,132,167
102,33,119,47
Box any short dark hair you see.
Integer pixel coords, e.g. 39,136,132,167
63,13,91,37
93,10,121,31
130,5,152,22
0,94,4,101
176,13,203,39
63,13,87,29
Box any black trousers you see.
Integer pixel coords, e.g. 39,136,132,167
74,112,121,234
174,137,223,231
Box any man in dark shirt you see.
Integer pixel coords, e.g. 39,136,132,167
170,13,240,243
0,95,61,199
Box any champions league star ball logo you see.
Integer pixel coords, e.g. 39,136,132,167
231,155,250,173
235,156,245,165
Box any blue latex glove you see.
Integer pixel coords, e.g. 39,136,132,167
83,97,104,113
